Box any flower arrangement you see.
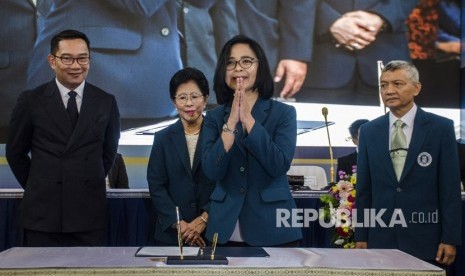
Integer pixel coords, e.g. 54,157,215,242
320,166,357,249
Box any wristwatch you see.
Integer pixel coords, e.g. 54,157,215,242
222,123,238,135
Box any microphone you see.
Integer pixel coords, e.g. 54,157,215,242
322,107,335,184
322,107,328,117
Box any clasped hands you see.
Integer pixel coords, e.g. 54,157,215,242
228,78,255,134
178,214,208,247
330,10,384,51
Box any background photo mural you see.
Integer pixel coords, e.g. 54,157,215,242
0,0,462,144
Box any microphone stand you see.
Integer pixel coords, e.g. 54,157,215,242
322,107,335,184
377,60,386,114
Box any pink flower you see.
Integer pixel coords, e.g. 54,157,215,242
336,180,353,194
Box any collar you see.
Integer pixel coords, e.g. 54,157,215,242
55,79,85,98
389,103,417,128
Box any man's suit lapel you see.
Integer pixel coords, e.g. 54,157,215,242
400,108,428,182
41,81,75,136
375,114,399,184
171,120,193,178
65,83,99,151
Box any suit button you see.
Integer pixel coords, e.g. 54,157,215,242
396,187,402,192
160,27,170,36
183,7,189,14
240,187,246,194
239,167,245,172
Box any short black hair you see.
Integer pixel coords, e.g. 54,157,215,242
50,29,90,55
349,119,369,139
169,67,209,100
213,35,274,105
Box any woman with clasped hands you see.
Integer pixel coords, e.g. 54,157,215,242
147,68,214,247
201,35,302,246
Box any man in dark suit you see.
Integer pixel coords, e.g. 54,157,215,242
6,30,120,246
27,0,214,125
355,61,461,268
0,0,36,142
301,1,417,105
177,0,239,104
235,0,316,98
336,119,368,180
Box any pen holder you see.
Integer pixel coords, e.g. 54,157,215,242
166,254,228,265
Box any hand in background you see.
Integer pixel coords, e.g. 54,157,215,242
275,59,307,99
344,11,384,34
436,41,460,55
330,11,383,51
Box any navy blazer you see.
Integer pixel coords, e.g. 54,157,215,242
147,119,214,245
236,0,316,72
6,80,120,232
180,1,238,102
355,108,462,260
27,0,213,120
202,98,302,246
305,0,416,89
0,0,36,134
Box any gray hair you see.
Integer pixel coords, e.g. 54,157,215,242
382,60,420,83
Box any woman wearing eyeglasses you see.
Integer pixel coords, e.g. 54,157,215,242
201,35,302,246
147,67,214,247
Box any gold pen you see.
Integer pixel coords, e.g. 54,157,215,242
176,206,183,260
211,232,218,260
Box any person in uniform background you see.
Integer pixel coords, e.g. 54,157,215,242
177,0,238,105
0,0,37,143
301,1,417,105
336,119,368,180
26,0,214,129
235,0,316,99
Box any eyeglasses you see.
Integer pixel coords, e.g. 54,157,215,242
226,57,258,71
53,55,90,65
174,93,204,104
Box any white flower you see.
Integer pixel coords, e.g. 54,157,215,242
328,201,337,225
334,239,345,245
339,199,350,209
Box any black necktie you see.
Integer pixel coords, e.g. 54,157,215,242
67,91,79,128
